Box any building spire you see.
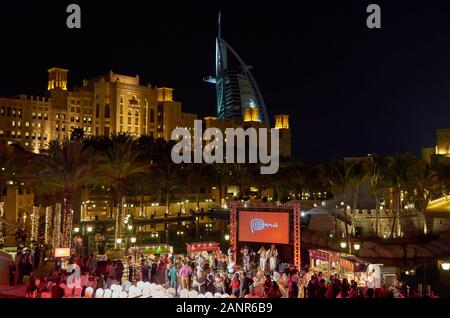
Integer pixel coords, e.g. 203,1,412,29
218,11,222,41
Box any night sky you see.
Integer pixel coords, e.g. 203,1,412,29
1,0,450,163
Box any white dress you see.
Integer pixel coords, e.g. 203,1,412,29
269,249,277,271
259,249,267,271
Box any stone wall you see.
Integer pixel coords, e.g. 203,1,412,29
307,208,440,238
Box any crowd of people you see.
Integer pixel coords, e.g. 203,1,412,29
13,243,440,298
8,244,49,287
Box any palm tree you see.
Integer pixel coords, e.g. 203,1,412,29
367,154,387,237
152,161,183,213
38,139,96,247
212,163,230,206
384,153,418,238
187,164,214,210
326,159,355,240
97,133,148,248
347,159,367,235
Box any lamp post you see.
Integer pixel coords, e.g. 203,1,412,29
86,226,93,256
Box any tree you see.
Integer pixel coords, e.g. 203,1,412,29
383,153,418,238
326,159,355,240
37,139,96,247
187,164,215,210
97,133,148,248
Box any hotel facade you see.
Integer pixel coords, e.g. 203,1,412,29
0,67,198,152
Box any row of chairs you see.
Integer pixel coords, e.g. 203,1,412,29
83,280,230,298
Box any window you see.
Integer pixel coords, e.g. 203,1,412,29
12,108,16,116
83,117,87,123
120,116,123,124
71,117,74,122
37,123,41,128
76,117,80,123
18,108,22,117
56,113,60,119
38,113,42,120
105,104,110,118
25,122,29,127
1,107,4,116
25,142,29,147
11,131,15,136
7,107,11,116
0,130,3,136
56,124,59,131
71,107,75,112
128,117,131,125
17,131,21,137
104,127,110,136
17,122,21,127
96,104,99,118
135,117,139,125
25,132,29,138
44,114,48,120
77,107,80,113
120,104,123,114
12,121,15,127
62,125,65,132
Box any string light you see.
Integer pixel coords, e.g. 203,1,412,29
0,202,4,245
31,206,40,242
53,203,62,248
44,206,52,245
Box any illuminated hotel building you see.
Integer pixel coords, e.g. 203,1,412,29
0,67,197,151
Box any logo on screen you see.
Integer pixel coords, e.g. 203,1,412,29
250,218,279,234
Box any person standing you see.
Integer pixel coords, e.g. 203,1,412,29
169,263,178,289
269,245,278,273
34,245,41,269
231,272,240,297
51,278,65,298
86,254,97,275
240,246,250,272
179,261,191,290
8,261,16,286
141,259,149,282
258,246,267,272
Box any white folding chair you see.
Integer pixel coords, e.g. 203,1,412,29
95,288,104,299
103,289,112,298
111,290,121,298
189,290,199,298
214,292,222,298
120,291,128,298
179,289,189,298
84,287,94,298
